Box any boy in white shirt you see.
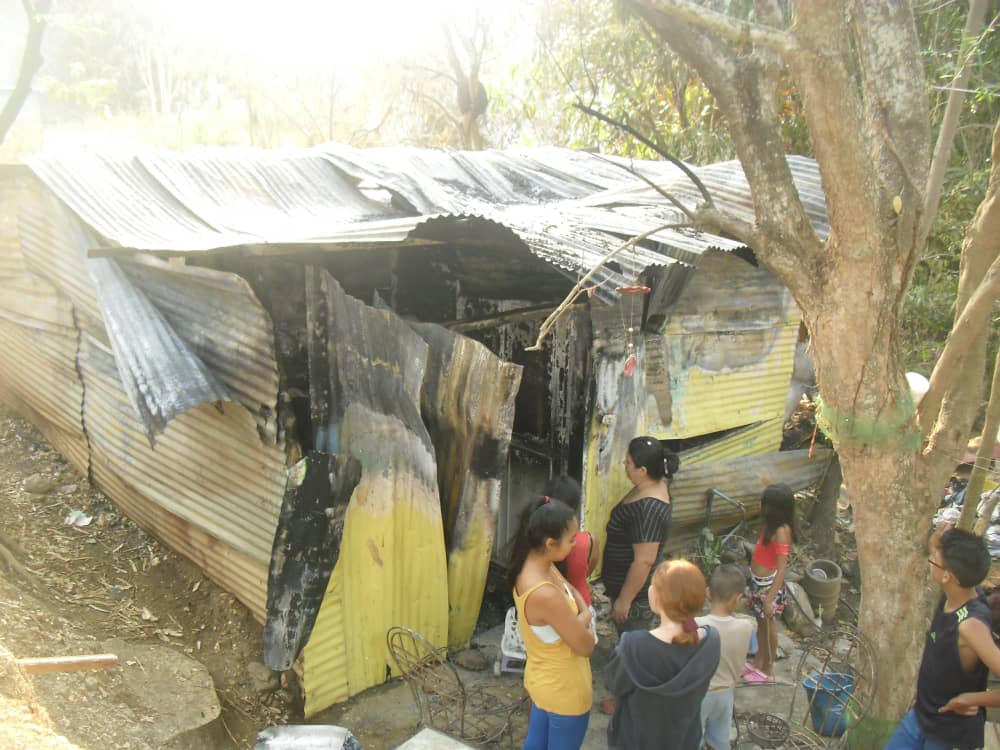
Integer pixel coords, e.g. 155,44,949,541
696,565,757,750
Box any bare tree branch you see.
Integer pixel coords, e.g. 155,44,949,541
918,252,1000,432
586,152,697,222
406,86,463,131
918,0,989,249
525,222,689,352
573,101,714,206
634,0,798,56
0,0,52,144
964,348,1000,532
694,206,762,250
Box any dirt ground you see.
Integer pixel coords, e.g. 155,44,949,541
5,394,976,750
0,403,288,750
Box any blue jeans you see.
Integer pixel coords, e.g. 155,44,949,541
701,688,735,750
883,709,958,750
522,703,590,750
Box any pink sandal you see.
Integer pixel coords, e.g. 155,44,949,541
742,664,774,684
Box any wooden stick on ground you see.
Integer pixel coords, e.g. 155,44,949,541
16,654,119,674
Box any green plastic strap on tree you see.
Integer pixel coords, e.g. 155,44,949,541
815,393,922,451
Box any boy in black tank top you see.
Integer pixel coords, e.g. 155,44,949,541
884,528,1000,750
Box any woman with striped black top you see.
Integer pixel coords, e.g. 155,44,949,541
602,436,678,634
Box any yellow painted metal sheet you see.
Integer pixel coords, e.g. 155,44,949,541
413,322,522,649
301,270,448,717
643,323,798,438
678,418,784,466
640,249,802,438
301,566,348,713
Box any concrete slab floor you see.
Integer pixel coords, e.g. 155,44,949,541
316,619,817,749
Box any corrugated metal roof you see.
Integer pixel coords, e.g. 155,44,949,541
26,146,829,306
581,155,830,241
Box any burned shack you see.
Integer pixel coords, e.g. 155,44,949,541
0,145,831,715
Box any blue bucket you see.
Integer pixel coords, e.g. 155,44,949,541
802,672,854,736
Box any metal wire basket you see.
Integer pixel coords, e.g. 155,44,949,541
746,713,791,749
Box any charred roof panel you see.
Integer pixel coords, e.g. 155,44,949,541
26,146,829,306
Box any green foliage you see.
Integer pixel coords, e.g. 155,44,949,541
499,0,737,161
902,3,1000,374
692,527,726,577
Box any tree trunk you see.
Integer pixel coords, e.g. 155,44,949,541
0,0,52,145
810,453,841,561
805,276,954,721
850,449,939,718
968,351,1000,533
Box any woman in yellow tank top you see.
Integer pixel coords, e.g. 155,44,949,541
508,496,595,750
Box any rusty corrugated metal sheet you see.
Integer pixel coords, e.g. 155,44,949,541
87,446,271,620
0,318,89,475
667,448,833,529
78,333,285,571
302,269,448,716
679,418,785,466
0,179,89,475
16,184,107,343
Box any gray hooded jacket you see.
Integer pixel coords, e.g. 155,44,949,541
605,626,721,750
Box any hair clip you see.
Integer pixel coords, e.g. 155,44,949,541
682,618,698,633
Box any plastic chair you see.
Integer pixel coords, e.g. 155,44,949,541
386,626,523,748
735,626,877,750
494,607,527,676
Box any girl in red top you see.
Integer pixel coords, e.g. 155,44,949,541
744,484,795,683
547,475,600,606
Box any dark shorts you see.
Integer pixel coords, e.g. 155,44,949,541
747,577,787,620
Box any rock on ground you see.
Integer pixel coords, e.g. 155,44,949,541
101,638,223,749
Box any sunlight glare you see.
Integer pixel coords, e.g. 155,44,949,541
157,0,511,72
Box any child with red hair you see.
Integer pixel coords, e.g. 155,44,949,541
604,560,721,750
